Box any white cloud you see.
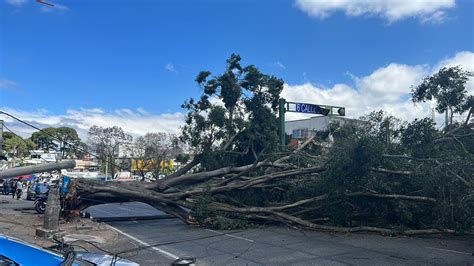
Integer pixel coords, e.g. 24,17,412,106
295,0,456,23
165,63,178,74
0,107,185,140
274,61,286,70
5,0,27,7
356,63,427,102
282,51,473,125
0,79,17,90
2,52,472,140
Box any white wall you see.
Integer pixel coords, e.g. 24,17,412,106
285,116,359,135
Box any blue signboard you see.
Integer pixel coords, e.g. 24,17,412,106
295,103,330,115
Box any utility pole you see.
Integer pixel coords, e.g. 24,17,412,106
42,176,61,234
0,120,3,154
0,160,75,179
278,98,286,150
0,160,75,237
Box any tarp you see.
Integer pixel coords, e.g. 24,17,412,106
15,175,35,181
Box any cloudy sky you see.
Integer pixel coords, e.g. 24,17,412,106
1,0,473,138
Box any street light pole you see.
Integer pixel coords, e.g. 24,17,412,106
279,98,286,150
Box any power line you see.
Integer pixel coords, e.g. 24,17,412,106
0,111,185,191
0,111,96,159
60,228,250,265
0,110,128,172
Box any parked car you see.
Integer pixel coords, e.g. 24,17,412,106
0,235,138,266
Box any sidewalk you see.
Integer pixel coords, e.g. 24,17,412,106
0,194,151,263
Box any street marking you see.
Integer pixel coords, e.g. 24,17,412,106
205,229,255,243
106,224,180,260
425,247,471,255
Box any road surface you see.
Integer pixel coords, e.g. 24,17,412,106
1,197,473,265
87,203,474,265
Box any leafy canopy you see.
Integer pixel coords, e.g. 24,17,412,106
181,54,284,168
412,66,473,120
30,127,84,158
4,135,36,158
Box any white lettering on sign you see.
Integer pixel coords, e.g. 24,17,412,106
296,103,318,114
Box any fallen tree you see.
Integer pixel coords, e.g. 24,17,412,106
65,58,473,235
65,119,473,235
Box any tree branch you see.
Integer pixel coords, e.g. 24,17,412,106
347,192,436,203
370,168,412,175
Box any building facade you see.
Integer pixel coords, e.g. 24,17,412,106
285,116,361,139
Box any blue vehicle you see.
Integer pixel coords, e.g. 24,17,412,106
27,183,50,201
0,235,86,266
0,235,138,265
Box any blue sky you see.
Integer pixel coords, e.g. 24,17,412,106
0,0,473,137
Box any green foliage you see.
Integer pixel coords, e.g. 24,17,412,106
412,66,473,124
30,127,84,158
320,112,473,231
4,135,36,157
250,111,471,232
400,118,440,157
175,153,190,164
191,187,215,225
182,58,473,234
31,127,59,150
181,54,284,169
191,187,250,230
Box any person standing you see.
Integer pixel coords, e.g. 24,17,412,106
11,180,17,199
3,180,10,195
15,180,23,200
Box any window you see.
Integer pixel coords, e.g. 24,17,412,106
0,255,18,266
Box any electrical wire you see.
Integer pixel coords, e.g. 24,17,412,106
2,123,52,164
53,229,249,266
114,229,245,256
1,111,191,194
0,110,129,172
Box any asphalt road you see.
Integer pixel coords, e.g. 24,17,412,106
91,203,474,265
1,198,472,265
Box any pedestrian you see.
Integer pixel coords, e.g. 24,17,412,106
11,180,17,199
15,180,23,200
35,181,41,195
2,180,9,195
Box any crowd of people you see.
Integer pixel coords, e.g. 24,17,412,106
1,176,51,200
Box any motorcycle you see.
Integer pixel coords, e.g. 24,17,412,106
34,193,65,214
34,194,48,214
34,176,71,214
